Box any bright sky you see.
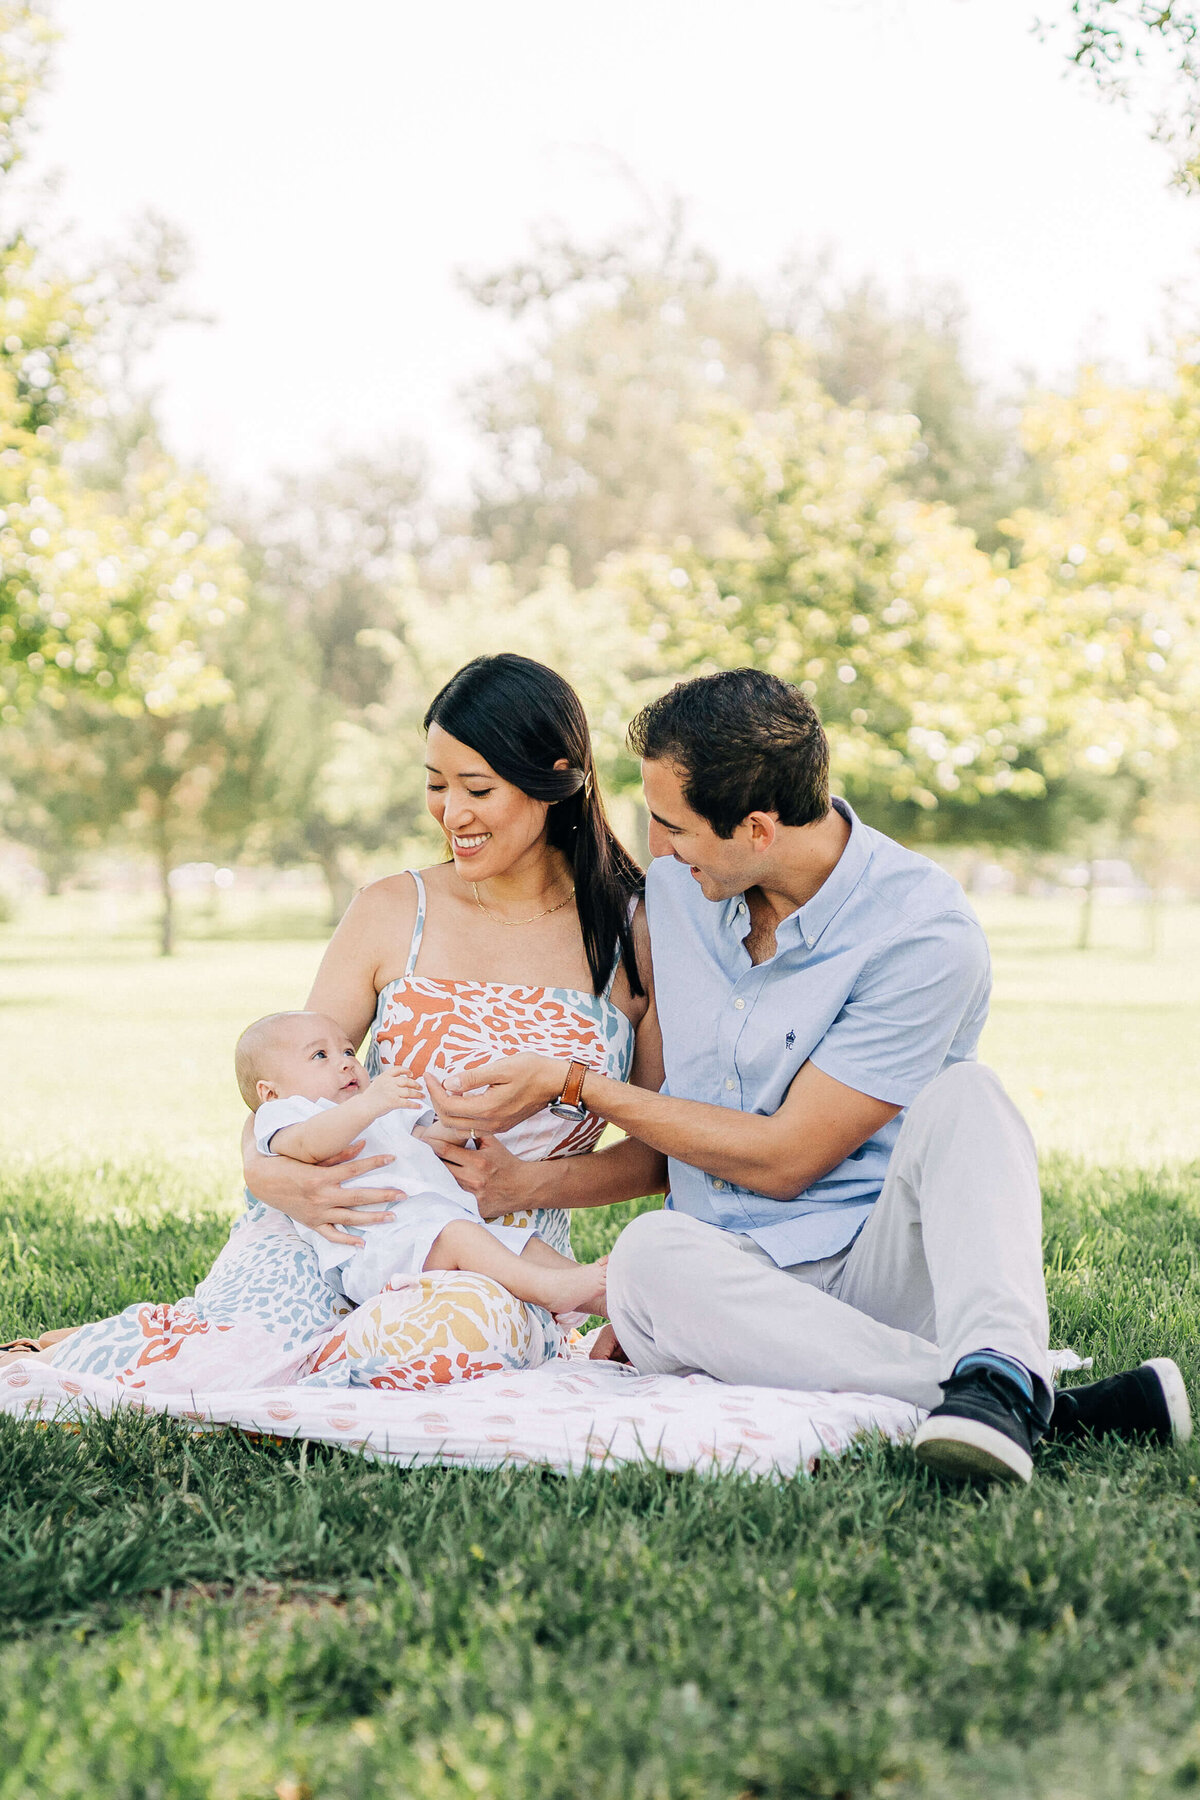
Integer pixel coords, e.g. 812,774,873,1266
36,0,1200,496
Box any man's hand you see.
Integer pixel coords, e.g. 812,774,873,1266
427,1056,566,1135
588,1323,630,1364
428,1132,540,1221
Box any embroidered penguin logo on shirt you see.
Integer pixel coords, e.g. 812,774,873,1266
785,1030,795,1048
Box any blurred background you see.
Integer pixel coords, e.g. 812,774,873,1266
1,0,1198,1173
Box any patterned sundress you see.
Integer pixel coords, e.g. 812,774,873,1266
52,871,636,1393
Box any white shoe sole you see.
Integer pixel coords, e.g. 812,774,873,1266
1143,1358,1193,1445
912,1415,1033,1485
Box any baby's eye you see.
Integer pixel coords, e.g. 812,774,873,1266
312,1050,327,1060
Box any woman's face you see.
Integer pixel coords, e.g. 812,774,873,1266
425,723,562,881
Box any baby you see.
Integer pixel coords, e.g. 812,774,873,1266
236,1010,607,1317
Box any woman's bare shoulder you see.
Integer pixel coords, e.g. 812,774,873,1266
336,871,420,942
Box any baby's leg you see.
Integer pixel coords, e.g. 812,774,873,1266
424,1222,607,1317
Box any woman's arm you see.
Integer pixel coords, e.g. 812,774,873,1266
241,1114,404,1246
247,876,418,1243
434,1129,667,1217
305,876,416,1047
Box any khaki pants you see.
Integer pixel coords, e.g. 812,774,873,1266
606,1062,1051,1411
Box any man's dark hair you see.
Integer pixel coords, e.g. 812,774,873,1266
628,669,830,838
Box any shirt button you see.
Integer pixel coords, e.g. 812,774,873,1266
713,1178,726,1191
733,997,745,1010
725,1077,736,1090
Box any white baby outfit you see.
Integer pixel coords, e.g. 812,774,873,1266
254,1096,537,1307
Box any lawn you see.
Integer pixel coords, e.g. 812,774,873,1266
1,890,1199,1798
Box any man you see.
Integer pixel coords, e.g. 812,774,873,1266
435,669,1190,1484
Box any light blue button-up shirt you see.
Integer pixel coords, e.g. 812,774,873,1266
647,798,991,1267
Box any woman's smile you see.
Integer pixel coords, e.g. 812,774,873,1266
451,831,491,858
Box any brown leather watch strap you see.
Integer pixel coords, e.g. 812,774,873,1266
557,1059,589,1111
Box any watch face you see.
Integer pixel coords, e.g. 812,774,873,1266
549,1100,588,1123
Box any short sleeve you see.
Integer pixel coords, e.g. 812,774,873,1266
809,911,991,1106
254,1094,320,1155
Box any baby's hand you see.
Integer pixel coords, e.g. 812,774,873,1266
367,1068,426,1114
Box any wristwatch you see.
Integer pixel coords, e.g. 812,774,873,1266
549,1059,590,1123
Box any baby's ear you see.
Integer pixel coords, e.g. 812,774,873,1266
256,1079,278,1104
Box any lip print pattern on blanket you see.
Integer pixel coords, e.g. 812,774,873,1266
0,1351,925,1479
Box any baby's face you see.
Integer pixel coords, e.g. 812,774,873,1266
256,1013,369,1106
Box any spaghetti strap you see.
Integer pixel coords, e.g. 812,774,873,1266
404,870,428,976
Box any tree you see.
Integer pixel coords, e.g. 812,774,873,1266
379,547,656,821
30,439,249,953
1036,1,1200,189
464,211,778,582
777,267,1032,549
231,448,435,921
464,219,1031,586
999,352,1200,935
0,697,133,891
608,339,1053,840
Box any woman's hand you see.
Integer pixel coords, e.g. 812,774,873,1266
428,1132,542,1221
244,1132,406,1247
427,1056,566,1136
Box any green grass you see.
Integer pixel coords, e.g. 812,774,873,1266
2,893,1200,1796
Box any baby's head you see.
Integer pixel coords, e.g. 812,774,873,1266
235,1011,369,1110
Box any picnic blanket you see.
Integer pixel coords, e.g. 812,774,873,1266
0,1346,1088,1478
2,1351,920,1477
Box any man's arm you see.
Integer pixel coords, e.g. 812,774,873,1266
433,908,986,1201
433,1053,897,1201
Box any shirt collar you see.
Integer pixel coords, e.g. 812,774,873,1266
721,797,873,951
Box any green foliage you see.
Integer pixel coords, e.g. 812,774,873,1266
0,12,235,722
1041,0,1200,189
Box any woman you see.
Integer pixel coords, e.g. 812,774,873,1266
18,656,664,1391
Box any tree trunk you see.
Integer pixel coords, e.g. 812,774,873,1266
154,796,175,957
1144,885,1162,957
319,852,356,928
1075,860,1095,952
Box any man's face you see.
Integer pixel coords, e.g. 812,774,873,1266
641,757,756,902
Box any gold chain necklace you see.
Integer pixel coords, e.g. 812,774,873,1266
472,881,576,927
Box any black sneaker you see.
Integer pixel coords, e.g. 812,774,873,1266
913,1362,1053,1485
1047,1358,1192,1448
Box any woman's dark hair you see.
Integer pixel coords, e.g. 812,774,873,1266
628,668,830,838
423,654,644,997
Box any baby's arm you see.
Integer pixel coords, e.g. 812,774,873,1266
267,1070,424,1164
